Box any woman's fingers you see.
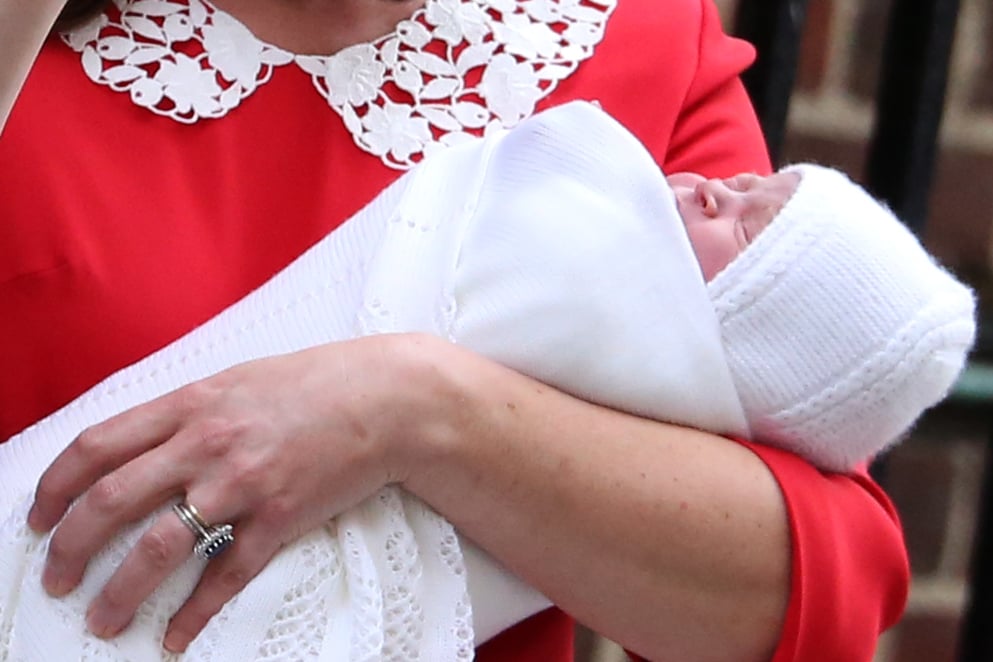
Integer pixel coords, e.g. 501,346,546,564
83,490,277,646
41,442,189,596
84,508,195,638
24,340,407,648
162,520,282,653
29,388,190,532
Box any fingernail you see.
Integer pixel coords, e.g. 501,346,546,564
86,608,122,639
163,629,189,653
26,506,50,532
42,563,67,596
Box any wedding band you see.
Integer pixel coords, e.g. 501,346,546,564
172,501,235,561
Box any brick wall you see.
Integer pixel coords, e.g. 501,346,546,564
782,0,993,282
576,1,993,660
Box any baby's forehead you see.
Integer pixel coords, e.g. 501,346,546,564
665,170,800,190
748,171,803,212
731,170,802,189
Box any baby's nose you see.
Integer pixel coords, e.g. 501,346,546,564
695,179,728,215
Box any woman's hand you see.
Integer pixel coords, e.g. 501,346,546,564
27,334,423,652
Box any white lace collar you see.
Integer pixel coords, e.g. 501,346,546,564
63,0,616,168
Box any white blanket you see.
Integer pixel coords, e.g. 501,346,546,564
0,102,747,661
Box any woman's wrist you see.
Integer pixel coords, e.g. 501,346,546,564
382,333,541,513
370,333,473,487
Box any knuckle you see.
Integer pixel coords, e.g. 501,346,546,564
99,583,131,612
255,495,295,532
72,426,107,463
215,564,252,592
194,420,234,458
135,530,176,571
173,380,216,413
87,475,127,515
227,453,268,493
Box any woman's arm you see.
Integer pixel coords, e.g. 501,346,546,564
0,0,64,133
396,335,791,662
28,332,789,662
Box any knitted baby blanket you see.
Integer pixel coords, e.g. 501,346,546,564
0,102,747,661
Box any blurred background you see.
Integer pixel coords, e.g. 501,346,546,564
576,1,993,660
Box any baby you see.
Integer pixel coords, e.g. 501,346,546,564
440,101,974,473
664,162,976,470
0,102,975,661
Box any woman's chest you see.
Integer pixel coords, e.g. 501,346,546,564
0,54,399,437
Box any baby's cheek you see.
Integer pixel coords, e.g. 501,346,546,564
684,223,740,282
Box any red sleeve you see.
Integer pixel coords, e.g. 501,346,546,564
629,441,910,662
746,442,910,662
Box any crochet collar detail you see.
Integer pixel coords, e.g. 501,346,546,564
63,0,617,168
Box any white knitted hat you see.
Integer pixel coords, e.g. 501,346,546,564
708,164,976,473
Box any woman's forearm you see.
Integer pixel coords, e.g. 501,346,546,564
396,334,790,662
0,0,64,133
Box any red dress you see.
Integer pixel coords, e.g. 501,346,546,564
0,0,908,658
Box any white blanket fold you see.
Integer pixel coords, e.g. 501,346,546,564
0,102,747,661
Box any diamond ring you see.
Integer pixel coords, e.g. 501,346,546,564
172,501,235,561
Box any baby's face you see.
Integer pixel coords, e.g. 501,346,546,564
667,171,801,281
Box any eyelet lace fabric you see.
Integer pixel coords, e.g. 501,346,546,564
62,0,617,168
0,176,483,661
0,492,473,662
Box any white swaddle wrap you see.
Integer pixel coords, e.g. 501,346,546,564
0,102,747,661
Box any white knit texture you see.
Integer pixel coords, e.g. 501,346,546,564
0,102,746,661
709,163,976,472
0,177,477,662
